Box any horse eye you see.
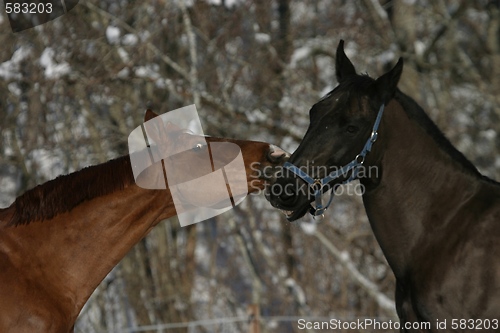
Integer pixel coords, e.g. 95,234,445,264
346,125,358,134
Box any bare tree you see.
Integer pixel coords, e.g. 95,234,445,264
1,1,498,332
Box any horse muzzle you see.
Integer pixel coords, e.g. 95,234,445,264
265,169,314,221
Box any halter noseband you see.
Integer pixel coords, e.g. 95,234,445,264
283,104,385,217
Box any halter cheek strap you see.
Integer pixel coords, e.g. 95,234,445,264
283,104,385,217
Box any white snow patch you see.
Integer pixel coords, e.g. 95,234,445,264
414,40,426,57
290,46,311,68
245,109,267,123
29,148,65,180
8,83,21,96
0,46,32,80
0,175,16,207
40,48,71,79
195,243,210,264
154,77,166,88
267,320,279,329
207,0,241,6
106,26,120,44
255,33,270,44
278,95,294,110
280,136,299,154
134,66,160,79
139,31,151,42
319,85,334,98
344,43,357,59
481,129,496,140
300,221,317,235
377,49,395,65
117,67,129,78
285,278,306,305
117,47,130,62
340,250,350,261
175,0,194,6
455,112,473,127
122,33,138,46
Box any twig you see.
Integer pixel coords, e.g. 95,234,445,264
312,230,398,318
179,0,201,106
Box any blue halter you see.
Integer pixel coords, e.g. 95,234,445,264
283,104,385,217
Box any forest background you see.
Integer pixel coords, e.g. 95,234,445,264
1,0,499,332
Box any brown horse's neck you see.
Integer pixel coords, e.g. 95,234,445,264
361,94,488,279
0,138,278,330
0,158,175,325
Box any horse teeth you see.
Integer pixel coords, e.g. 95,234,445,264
281,210,293,217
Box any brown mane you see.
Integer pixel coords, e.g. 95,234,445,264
9,155,135,226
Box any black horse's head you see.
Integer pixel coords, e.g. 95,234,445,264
267,40,403,221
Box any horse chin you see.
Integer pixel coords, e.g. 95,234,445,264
266,182,312,221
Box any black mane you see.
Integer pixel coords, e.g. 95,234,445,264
394,89,498,184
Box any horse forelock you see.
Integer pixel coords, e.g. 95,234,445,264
8,155,135,226
316,74,378,113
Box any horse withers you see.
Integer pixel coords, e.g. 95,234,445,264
267,40,500,332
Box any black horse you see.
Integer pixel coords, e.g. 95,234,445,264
268,40,500,332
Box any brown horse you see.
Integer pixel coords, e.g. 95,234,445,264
268,41,500,332
0,110,286,333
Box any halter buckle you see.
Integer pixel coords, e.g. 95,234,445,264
311,179,323,194
312,213,325,220
355,154,365,165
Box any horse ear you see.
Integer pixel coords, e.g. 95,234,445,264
335,40,356,83
373,57,404,105
144,109,159,122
